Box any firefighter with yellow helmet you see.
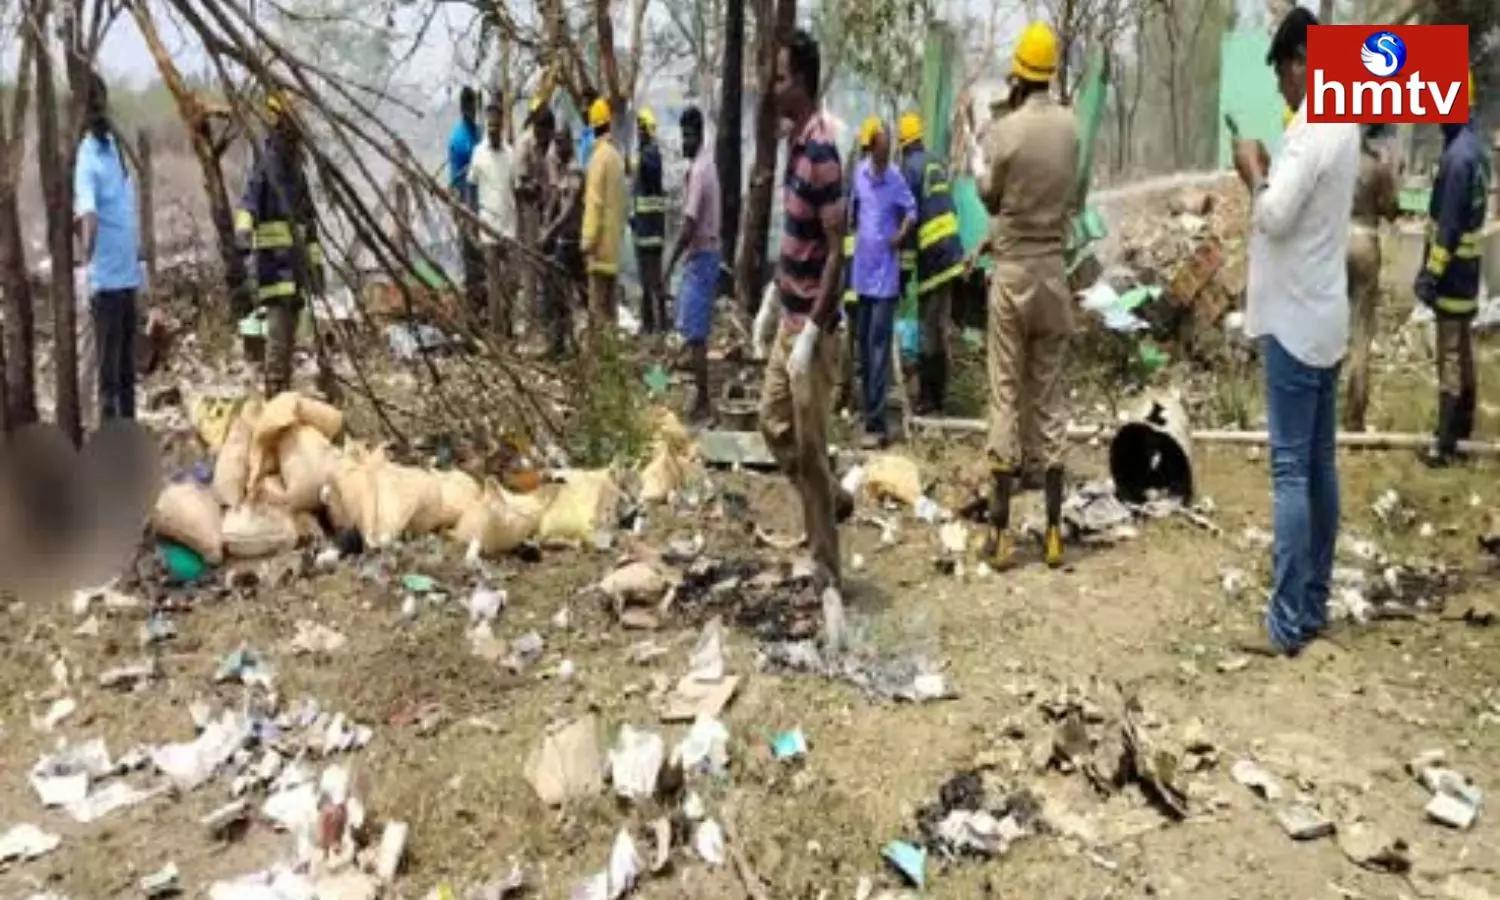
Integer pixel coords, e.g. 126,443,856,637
896,111,966,414
235,90,324,396
976,21,1080,570
581,96,626,334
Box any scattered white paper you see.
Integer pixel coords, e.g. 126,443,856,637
0,823,61,863
694,819,726,866
608,726,665,801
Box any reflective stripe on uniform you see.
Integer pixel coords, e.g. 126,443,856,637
1437,295,1478,315
1427,244,1451,276
635,237,664,249
254,220,294,250
633,197,666,214
900,250,917,271
257,280,298,301
917,211,959,250
234,209,254,233
917,260,966,295
307,243,324,267
843,234,855,255
1426,221,1484,259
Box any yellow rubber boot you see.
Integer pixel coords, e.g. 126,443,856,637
1043,466,1065,569
1043,525,1064,569
982,527,1016,570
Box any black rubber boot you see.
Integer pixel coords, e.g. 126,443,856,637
1043,466,1064,569
981,467,1015,569
912,355,935,415
1456,386,1477,443
1420,393,1461,469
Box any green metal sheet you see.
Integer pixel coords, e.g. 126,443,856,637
1218,31,1285,169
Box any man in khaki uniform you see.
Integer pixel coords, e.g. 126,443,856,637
1342,127,1400,431
976,20,1079,570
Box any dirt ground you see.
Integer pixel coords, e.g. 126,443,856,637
2,317,1499,900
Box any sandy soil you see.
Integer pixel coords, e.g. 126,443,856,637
1,307,1499,900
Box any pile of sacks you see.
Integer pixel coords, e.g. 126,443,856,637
151,393,704,569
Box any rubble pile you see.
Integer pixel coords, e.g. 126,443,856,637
1078,175,1253,376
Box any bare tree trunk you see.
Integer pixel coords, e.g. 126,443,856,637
34,0,81,445
1,27,38,430
736,0,794,317
131,2,251,322
137,129,156,297
717,0,745,282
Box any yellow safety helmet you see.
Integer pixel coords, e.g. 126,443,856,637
588,97,611,129
1011,21,1060,83
1283,104,1295,128
637,108,656,133
897,112,923,147
265,90,294,123
857,115,882,150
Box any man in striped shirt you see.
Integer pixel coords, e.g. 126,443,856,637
756,27,853,589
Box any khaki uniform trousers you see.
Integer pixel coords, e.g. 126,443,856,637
758,320,841,582
1341,224,1381,430
987,256,1072,471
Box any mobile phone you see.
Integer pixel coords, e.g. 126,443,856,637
1224,114,1240,139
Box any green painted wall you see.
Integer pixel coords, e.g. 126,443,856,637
1217,31,1286,169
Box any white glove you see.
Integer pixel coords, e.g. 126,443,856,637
785,322,819,383
752,292,779,360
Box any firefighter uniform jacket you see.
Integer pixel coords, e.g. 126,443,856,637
899,143,966,296
631,138,666,252
235,132,322,305
1421,122,1491,319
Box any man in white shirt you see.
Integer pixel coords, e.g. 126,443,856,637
468,100,519,338
1231,7,1360,657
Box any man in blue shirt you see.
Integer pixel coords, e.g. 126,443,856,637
849,119,915,449
73,74,141,422
448,87,484,309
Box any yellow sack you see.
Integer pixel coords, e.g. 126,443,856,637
275,425,336,512
212,399,262,507
865,453,923,508
400,466,450,535
191,395,245,452
538,469,620,545
221,501,298,559
151,481,224,564
414,468,482,532
452,480,544,555
296,395,343,439
363,462,435,547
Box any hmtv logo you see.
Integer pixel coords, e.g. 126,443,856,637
1306,25,1470,124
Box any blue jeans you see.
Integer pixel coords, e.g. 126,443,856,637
856,296,896,436
1262,336,1340,651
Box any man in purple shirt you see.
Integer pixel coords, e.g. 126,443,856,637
850,120,915,448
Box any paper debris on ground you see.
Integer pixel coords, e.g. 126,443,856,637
1231,759,1283,801
694,819,726,866
672,715,729,777
0,824,61,864
287,620,348,655
30,739,114,807
608,726,666,801
525,715,603,806
573,829,641,900
151,710,252,791
32,697,77,732
661,618,740,721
